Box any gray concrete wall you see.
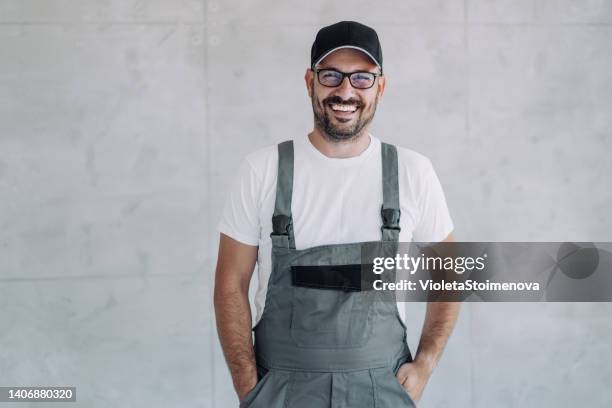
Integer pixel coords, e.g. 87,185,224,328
0,1,610,407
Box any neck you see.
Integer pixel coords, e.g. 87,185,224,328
308,127,371,159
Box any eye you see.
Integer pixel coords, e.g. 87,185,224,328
351,72,375,88
353,73,372,80
321,71,341,79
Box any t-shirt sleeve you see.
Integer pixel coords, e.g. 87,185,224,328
412,159,454,242
216,160,261,247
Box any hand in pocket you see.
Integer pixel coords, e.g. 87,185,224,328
237,374,259,403
395,361,431,404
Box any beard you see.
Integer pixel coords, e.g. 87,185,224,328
311,93,378,142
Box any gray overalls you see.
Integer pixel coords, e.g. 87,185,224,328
239,140,417,408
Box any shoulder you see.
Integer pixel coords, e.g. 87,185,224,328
242,142,280,182
393,144,435,180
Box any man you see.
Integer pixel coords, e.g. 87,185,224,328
215,21,460,407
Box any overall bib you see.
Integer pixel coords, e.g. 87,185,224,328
239,140,417,408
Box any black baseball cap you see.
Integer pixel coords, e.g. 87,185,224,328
310,21,383,73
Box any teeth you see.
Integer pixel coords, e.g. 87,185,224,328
330,104,357,112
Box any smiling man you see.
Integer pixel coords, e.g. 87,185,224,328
214,21,460,408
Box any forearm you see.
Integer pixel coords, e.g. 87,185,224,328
414,302,461,374
214,279,257,398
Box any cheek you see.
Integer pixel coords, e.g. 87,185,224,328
314,92,330,108
313,84,334,103
362,90,377,103
361,95,377,110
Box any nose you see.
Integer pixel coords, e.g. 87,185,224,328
334,75,356,100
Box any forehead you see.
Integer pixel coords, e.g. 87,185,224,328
316,47,378,71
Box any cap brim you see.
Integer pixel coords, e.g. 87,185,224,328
312,45,382,70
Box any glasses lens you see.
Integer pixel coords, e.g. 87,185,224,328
318,69,343,87
350,72,375,89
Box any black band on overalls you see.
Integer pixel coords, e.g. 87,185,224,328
291,264,377,292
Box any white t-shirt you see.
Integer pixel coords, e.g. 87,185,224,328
217,134,454,327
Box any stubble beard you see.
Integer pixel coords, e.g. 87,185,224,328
311,93,379,143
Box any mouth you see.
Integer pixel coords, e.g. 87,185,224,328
328,103,359,119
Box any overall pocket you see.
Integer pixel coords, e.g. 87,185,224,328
289,285,375,348
238,368,273,408
388,366,418,407
289,263,377,348
372,366,418,408
239,368,295,408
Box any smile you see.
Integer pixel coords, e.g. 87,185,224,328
329,103,358,113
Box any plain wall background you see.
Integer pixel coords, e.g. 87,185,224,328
1,1,611,407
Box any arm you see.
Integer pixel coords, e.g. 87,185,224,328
397,232,461,402
213,233,259,401
414,232,460,372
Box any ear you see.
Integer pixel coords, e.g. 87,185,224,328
305,68,314,98
377,74,386,102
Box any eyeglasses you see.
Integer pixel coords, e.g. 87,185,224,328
314,68,381,90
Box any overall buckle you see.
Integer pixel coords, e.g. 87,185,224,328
381,207,401,231
271,214,292,236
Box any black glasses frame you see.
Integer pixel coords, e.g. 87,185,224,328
313,68,382,90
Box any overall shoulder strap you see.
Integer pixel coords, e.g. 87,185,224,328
381,142,401,241
270,140,296,249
